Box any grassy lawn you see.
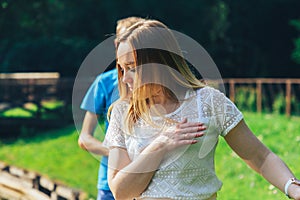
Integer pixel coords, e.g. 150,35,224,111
216,112,300,200
0,112,299,199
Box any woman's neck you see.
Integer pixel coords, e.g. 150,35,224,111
152,94,182,114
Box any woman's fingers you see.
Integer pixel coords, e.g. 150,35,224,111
178,118,188,124
180,132,205,140
176,120,206,141
176,118,205,130
176,122,206,134
161,119,207,151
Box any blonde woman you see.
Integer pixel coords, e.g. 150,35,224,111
104,19,300,200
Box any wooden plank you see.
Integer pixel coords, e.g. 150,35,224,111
0,172,50,200
256,80,262,113
229,80,235,102
0,72,60,79
55,185,80,200
286,80,292,117
40,176,56,191
0,161,8,171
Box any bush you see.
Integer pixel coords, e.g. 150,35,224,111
272,93,285,114
291,95,300,115
235,86,256,112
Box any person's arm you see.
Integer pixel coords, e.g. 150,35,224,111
224,119,300,199
108,141,167,199
78,111,109,156
107,119,206,199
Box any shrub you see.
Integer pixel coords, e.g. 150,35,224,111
235,86,256,112
272,93,285,114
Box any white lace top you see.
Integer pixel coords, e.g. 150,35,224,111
104,86,243,199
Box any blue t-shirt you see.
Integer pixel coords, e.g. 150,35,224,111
80,69,119,191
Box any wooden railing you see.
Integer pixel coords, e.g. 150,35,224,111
1,74,299,121
216,78,300,117
0,73,74,133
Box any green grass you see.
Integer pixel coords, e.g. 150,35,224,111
0,100,66,118
41,100,65,110
0,107,35,117
216,112,300,200
0,112,299,199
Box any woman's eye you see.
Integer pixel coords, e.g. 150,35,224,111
118,65,124,73
129,68,136,72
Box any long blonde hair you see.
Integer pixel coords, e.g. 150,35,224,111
114,20,205,133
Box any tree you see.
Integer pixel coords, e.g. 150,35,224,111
290,19,300,64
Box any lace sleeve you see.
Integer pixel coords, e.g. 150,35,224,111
103,102,127,149
211,87,243,136
200,87,243,137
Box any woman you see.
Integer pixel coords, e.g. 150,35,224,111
104,19,300,200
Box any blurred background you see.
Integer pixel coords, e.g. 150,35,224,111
0,1,300,200
1,0,300,77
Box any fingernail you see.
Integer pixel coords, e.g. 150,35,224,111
196,132,204,137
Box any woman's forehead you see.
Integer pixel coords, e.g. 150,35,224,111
117,42,135,64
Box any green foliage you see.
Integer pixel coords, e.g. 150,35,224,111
0,0,110,76
272,93,300,115
1,37,94,76
235,86,256,111
291,36,300,64
1,0,300,77
290,19,300,64
233,87,300,115
272,92,286,114
291,95,300,115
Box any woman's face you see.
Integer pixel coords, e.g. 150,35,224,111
117,42,136,91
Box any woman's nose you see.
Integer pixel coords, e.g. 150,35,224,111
122,71,132,83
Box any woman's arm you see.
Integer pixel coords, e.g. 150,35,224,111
224,119,300,199
108,142,166,199
107,119,206,199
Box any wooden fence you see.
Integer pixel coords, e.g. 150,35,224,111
0,72,73,114
1,74,299,125
219,78,300,116
0,73,74,134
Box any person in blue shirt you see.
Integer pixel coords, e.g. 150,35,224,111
78,17,145,200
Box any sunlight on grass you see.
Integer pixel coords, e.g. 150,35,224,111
0,107,34,117
216,112,300,200
41,100,64,110
0,100,69,119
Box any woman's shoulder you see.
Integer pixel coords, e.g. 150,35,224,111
196,86,225,97
184,86,217,99
112,99,129,112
